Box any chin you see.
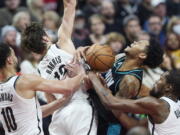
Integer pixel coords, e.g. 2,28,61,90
149,89,163,98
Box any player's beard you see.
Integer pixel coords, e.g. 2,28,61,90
149,88,163,98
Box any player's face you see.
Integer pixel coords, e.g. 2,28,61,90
124,40,149,57
150,72,168,98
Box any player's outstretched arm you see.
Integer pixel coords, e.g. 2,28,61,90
16,73,85,97
41,95,71,117
57,0,76,54
88,72,160,115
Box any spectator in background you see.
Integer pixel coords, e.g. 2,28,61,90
72,10,89,48
106,32,126,54
135,31,150,41
165,32,180,69
137,0,153,26
115,0,138,27
0,0,27,28
44,0,58,11
126,126,150,135
123,15,142,46
145,15,166,46
167,16,180,34
1,25,23,65
42,11,60,43
84,14,106,45
83,0,101,20
151,0,168,29
100,1,121,34
13,11,31,46
166,0,180,17
27,0,44,22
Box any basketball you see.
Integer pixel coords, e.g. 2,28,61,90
85,44,115,72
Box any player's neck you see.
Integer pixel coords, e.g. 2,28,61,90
119,57,142,71
164,93,179,102
0,67,16,82
41,44,50,58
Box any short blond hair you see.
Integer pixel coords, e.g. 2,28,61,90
106,32,126,46
42,11,61,28
13,11,30,27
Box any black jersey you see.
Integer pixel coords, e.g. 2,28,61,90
88,56,143,135
104,56,143,96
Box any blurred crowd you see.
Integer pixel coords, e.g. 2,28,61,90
0,0,179,135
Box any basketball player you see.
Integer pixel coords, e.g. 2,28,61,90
21,0,97,134
75,39,163,134
88,70,180,135
0,43,86,135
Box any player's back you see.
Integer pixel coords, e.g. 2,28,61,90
0,76,43,135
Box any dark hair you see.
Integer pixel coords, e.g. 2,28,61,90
21,22,47,54
166,70,180,97
143,39,164,68
0,43,11,69
123,15,139,27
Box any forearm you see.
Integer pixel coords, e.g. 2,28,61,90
41,97,69,117
45,93,56,103
114,112,148,129
40,73,85,94
91,77,115,106
58,0,76,38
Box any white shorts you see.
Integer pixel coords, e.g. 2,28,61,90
49,99,97,135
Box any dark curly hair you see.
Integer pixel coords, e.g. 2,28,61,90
21,22,47,54
0,43,11,69
143,39,164,68
166,70,180,97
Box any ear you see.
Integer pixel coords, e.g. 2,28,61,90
6,56,13,65
165,84,172,92
138,53,147,60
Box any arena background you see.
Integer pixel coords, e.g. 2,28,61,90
0,0,179,135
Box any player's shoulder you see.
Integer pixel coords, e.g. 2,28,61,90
122,75,140,86
115,53,126,61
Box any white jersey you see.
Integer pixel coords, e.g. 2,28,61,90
38,44,88,100
148,97,180,135
0,76,43,135
38,45,96,135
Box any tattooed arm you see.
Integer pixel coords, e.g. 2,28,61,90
116,75,140,99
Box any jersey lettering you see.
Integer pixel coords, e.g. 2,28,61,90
46,56,62,74
54,64,67,80
0,93,13,102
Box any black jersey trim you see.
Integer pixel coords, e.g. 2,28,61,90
87,99,95,135
55,44,60,49
0,76,15,84
35,97,42,135
13,76,20,90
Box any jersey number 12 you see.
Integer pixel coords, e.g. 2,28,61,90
1,107,17,132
